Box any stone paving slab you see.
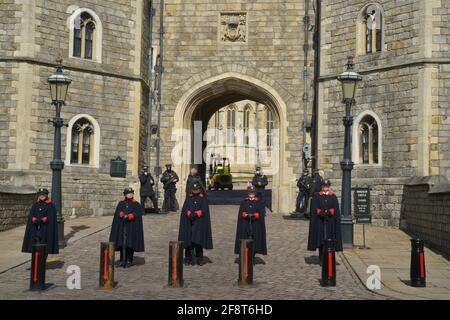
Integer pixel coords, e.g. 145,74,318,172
0,206,384,300
343,224,450,300
0,216,112,274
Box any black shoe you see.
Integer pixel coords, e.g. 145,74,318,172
184,257,192,265
125,259,133,268
197,257,207,266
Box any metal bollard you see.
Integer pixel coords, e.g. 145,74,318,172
29,244,47,291
238,239,254,287
99,242,115,289
321,239,336,287
410,239,426,287
168,241,184,288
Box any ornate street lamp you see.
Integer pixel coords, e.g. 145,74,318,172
47,58,72,247
337,56,362,246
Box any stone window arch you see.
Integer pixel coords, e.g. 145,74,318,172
68,8,102,62
353,111,382,166
226,106,236,144
65,114,100,168
357,3,384,55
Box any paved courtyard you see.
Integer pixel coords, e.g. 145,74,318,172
0,205,386,300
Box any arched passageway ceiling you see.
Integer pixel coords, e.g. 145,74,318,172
188,77,280,125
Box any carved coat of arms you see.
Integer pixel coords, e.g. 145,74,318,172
220,13,247,43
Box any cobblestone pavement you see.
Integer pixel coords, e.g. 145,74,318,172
0,205,387,300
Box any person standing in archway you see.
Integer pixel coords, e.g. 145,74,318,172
160,164,179,213
251,166,268,207
186,167,206,195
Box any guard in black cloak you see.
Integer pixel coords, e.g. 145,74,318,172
178,182,213,266
307,180,343,260
109,187,145,268
185,167,206,195
234,186,267,257
22,188,59,254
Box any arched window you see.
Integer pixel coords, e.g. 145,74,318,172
70,118,94,165
69,9,102,62
226,107,236,144
214,111,221,145
266,109,274,147
66,115,100,167
357,3,383,55
243,105,251,145
358,115,379,165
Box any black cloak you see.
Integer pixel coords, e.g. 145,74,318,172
109,198,145,252
234,197,267,255
178,193,213,249
307,191,343,252
22,199,59,254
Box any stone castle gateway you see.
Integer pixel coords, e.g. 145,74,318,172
0,1,449,231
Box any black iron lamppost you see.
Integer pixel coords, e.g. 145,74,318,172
337,56,362,247
47,58,72,247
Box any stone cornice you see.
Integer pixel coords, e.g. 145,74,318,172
319,58,450,82
0,56,150,90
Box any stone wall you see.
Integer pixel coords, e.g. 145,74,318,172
0,185,35,232
0,1,148,219
317,0,449,224
401,176,450,257
156,0,308,175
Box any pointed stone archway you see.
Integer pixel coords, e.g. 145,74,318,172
172,71,295,214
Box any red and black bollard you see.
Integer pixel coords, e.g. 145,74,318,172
410,239,426,287
168,241,184,288
29,244,47,291
321,239,336,287
238,239,254,287
99,242,115,289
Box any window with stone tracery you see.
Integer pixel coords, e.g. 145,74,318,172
73,12,96,59
226,107,236,144
358,115,379,165
243,105,251,145
70,118,95,165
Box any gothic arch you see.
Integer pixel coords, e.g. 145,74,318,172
65,114,101,168
67,7,103,62
173,71,294,213
352,110,383,166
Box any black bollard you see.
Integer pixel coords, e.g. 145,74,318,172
321,239,336,287
29,244,47,291
238,239,254,287
99,242,115,289
410,239,426,287
168,241,184,288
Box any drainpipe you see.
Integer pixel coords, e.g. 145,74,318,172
312,0,321,171
302,0,310,171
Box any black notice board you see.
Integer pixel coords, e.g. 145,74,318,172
353,187,371,224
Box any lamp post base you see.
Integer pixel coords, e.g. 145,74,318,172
341,217,354,247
